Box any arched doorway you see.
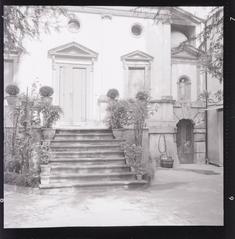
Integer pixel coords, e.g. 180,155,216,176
176,119,194,164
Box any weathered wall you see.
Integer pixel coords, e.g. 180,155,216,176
208,109,223,166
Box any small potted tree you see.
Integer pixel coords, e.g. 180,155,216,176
105,99,129,139
39,86,54,105
132,145,144,180
39,142,51,184
5,84,20,106
40,103,63,140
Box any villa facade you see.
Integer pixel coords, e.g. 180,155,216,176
4,6,209,165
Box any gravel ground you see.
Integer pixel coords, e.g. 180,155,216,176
4,164,223,228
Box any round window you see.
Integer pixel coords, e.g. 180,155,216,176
131,24,143,36
68,19,81,33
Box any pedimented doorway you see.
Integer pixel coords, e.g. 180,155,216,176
48,42,98,127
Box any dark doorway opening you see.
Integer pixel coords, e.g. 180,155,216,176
176,119,194,164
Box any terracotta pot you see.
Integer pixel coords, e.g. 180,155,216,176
41,96,53,105
112,128,125,139
136,174,143,180
42,128,56,140
6,95,18,106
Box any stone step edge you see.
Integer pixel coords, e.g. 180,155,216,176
56,133,113,134
51,139,124,142
52,150,124,154
45,172,136,178
39,180,147,189
51,145,122,148
56,128,111,131
49,159,126,163
51,165,130,169
49,157,125,162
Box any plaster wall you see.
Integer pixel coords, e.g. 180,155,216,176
208,109,223,166
14,11,172,101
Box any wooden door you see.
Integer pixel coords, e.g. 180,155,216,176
128,67,145,98
177,119,194,163
58,64,88,126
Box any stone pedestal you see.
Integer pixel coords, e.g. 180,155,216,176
147,97,179,167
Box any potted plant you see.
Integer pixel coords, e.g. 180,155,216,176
39,142,51,184
134,149,145,180
105,99,130,139
5,84,20,106
39,86,54,105
40,103,63,140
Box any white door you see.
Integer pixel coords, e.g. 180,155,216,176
57,64,89,126
128,67,145,98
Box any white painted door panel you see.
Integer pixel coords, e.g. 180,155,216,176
128,68,145,98
57,64,88,126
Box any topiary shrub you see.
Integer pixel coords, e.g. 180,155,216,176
39,86,54,97
136,91,150,101
5,84,20,96
106,88,119,100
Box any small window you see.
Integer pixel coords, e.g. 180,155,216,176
178,77,191,101
68,19,81,33
131,24,143,36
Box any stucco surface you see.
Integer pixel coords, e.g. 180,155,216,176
4,164,223,227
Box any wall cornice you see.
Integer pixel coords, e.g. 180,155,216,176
64,6,202,24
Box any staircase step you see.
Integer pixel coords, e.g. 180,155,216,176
39,128,147,189
51,139,124,146
51,145,121,151
54,133,114,140
50,157,126,166
39,179,148,190
50,165,131,174
56,129,112,135
52,151,124,158
47,172,136,183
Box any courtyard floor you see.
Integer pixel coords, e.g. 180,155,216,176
4,164,223,228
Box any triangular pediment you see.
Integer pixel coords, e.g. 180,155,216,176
172,44,202,60
170,7,203,25
48,42,98,59
56,46,90,56
121,50,154,61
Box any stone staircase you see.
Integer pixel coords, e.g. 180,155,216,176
39,129,147,189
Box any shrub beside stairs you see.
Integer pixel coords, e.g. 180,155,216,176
39,129,147,189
